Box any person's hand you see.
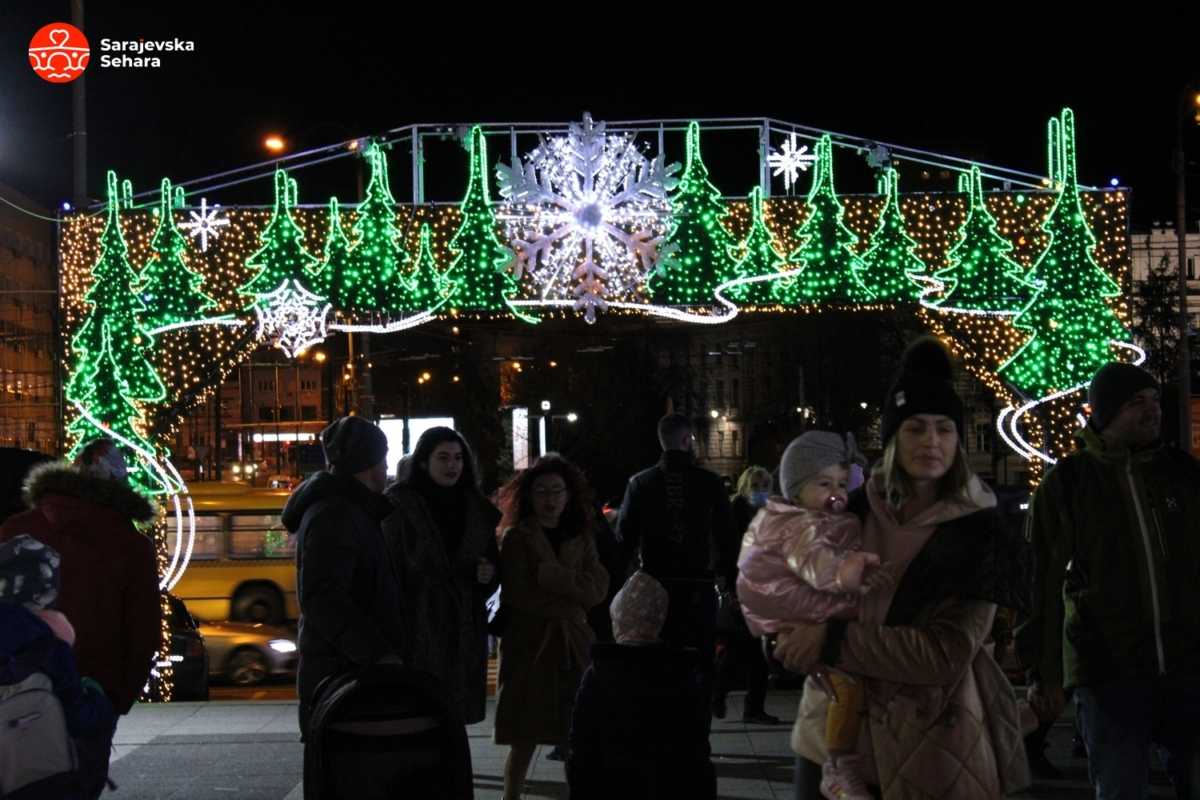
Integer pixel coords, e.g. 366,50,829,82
773,622,828,674
836,552,880,593
1027,681,1066,723
476,558,497,584
861,560,896,596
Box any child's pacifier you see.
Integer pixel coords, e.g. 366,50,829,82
824,495,847,513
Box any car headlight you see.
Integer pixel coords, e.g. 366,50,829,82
268,639,297,654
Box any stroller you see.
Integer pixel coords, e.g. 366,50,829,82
303,664,473,799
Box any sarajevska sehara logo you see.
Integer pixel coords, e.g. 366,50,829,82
28,23,90,84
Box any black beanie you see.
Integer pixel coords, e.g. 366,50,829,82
1087,363,1157,431
321,416,388,475
881,337,965,446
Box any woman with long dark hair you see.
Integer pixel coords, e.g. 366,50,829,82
492,455,609,800
382,427,500,725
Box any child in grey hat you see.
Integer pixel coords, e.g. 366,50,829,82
736,431,889,800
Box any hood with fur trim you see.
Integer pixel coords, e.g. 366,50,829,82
22,461,156,524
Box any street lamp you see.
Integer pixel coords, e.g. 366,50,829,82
539,401,551,457
263,134,286,154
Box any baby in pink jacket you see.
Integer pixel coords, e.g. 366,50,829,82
736,431,887,800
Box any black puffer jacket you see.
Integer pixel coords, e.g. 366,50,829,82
283,471,404,734
615,451,735,585
567,642,715,800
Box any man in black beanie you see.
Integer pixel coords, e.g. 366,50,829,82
1018,363,1200,797
282,416,404,742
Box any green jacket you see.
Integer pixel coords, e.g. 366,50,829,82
1016,425,1200,688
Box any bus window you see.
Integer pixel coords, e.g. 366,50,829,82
230,513,293,559
192,515,224,560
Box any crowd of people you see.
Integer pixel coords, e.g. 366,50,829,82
2,334,1198,799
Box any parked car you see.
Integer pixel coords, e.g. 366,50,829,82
199,620,298,686
167,594,210,701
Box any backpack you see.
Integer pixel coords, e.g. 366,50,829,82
0,637,81,799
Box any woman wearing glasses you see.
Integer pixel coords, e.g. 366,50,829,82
492,455,609,800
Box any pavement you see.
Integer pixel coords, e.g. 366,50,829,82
102,691,1176,799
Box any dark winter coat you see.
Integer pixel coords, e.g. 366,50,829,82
1016,424,1200,689
283,471,405,734
0,602,114,738
567,642,715,800
0,463,159,715
615,450,736,585
382,474,500,725
493,518,608,745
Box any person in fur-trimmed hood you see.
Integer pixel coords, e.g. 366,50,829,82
0,438,159,717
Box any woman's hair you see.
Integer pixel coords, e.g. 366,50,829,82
734,466,771,500
498,454,594,536
879,435,972,510
409,426,480,490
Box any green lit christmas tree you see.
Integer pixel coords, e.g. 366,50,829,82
772,136,873,305
66,171,165,405
649,121,740,305
856,168,927,303
238,169,320,303
314,197,355,308
447,126,518,311
66,322,162,495
726,187,789,304
345,143,410,315
405,223,454,311
932,166,1031,313
137,178,216,330
999,109,1129,397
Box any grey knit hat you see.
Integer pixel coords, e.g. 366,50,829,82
779,431,867,502
321,416,388,475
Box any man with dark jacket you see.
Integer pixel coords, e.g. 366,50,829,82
0,441,159,704
1018,363,1200,797
615,414,734,677
284,416,405,737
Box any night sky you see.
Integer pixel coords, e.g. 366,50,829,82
2,4,1198,228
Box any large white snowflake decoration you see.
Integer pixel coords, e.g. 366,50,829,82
496,113,680,323
252,280,332,358
768,133,817,193
179,197,230,252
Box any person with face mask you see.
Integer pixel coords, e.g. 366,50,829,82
0,438,160,797
712,466,779,724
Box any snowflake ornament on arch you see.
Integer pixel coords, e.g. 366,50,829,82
179,197,230,252
496,113,680,323
768,133,817,193
253,279,331,358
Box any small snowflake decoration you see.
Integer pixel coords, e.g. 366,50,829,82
496,113,680,323
179,197,230,252
252,280,331,358
768,133,816,193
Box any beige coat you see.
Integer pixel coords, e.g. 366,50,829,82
787,475,1031,799
493,519,608,745
791,598,1029,798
